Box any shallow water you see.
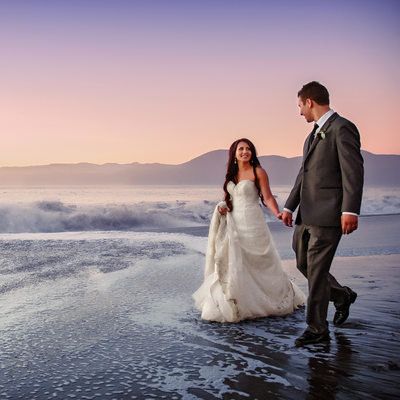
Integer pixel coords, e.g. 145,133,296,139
0,229,399,399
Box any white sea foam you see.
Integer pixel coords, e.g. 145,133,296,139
0,185,398,233
0,200,215,232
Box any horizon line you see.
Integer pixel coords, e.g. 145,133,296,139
0,148,397,169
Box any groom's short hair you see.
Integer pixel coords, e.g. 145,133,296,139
298,81,330,106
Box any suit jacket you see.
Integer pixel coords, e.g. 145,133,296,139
285,112,364,227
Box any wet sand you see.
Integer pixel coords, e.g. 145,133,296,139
0,216,399,399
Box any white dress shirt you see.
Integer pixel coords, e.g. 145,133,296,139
315,109,335,134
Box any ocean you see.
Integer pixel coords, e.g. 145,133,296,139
0,185,399,296
0,185,399,399
0,185,399,233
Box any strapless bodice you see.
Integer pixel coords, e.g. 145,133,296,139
227,180,259,208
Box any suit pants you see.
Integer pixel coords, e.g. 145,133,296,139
293,223,349,334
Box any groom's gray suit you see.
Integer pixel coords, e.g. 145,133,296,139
285,112,364,334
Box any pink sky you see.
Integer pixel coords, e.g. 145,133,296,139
1,0,399,166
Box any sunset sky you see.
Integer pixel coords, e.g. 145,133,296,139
1,0,399,167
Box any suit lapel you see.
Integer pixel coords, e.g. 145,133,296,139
304,112,338,161
304,132,319,159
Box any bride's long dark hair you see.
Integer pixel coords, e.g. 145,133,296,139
223,138,266,211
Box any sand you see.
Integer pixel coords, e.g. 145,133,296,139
0,215,399,399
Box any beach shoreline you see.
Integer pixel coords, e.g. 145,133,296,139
0,216,399,399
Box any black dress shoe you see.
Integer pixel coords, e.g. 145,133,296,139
295,330,330,346
334,288,357,326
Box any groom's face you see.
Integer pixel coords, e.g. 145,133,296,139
298,96,313,123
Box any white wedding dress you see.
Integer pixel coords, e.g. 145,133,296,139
193,180,306,322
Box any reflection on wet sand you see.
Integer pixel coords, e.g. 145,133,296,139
0,233,398,399
306,333,355,400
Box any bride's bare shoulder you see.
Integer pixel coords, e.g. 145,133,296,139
255,166,267,178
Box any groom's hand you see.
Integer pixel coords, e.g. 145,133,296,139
282,211,293,227
341,214,358,235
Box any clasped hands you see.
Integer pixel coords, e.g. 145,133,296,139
218,205,357,235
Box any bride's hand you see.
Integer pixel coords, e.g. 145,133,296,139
218,201,228,215
218,206,228,215
276,212,283,220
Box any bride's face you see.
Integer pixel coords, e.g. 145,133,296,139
235,141,252,163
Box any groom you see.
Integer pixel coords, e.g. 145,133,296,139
282,81,364,346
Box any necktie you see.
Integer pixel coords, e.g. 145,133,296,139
309,123,319,147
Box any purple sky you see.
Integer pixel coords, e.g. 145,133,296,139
1,0,399,166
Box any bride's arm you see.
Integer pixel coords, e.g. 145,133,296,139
256,167,281,218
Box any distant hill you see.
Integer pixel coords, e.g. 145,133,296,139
0,150,398,186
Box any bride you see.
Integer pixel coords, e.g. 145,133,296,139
193,138,306,322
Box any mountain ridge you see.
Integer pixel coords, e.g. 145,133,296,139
0,150,398,186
